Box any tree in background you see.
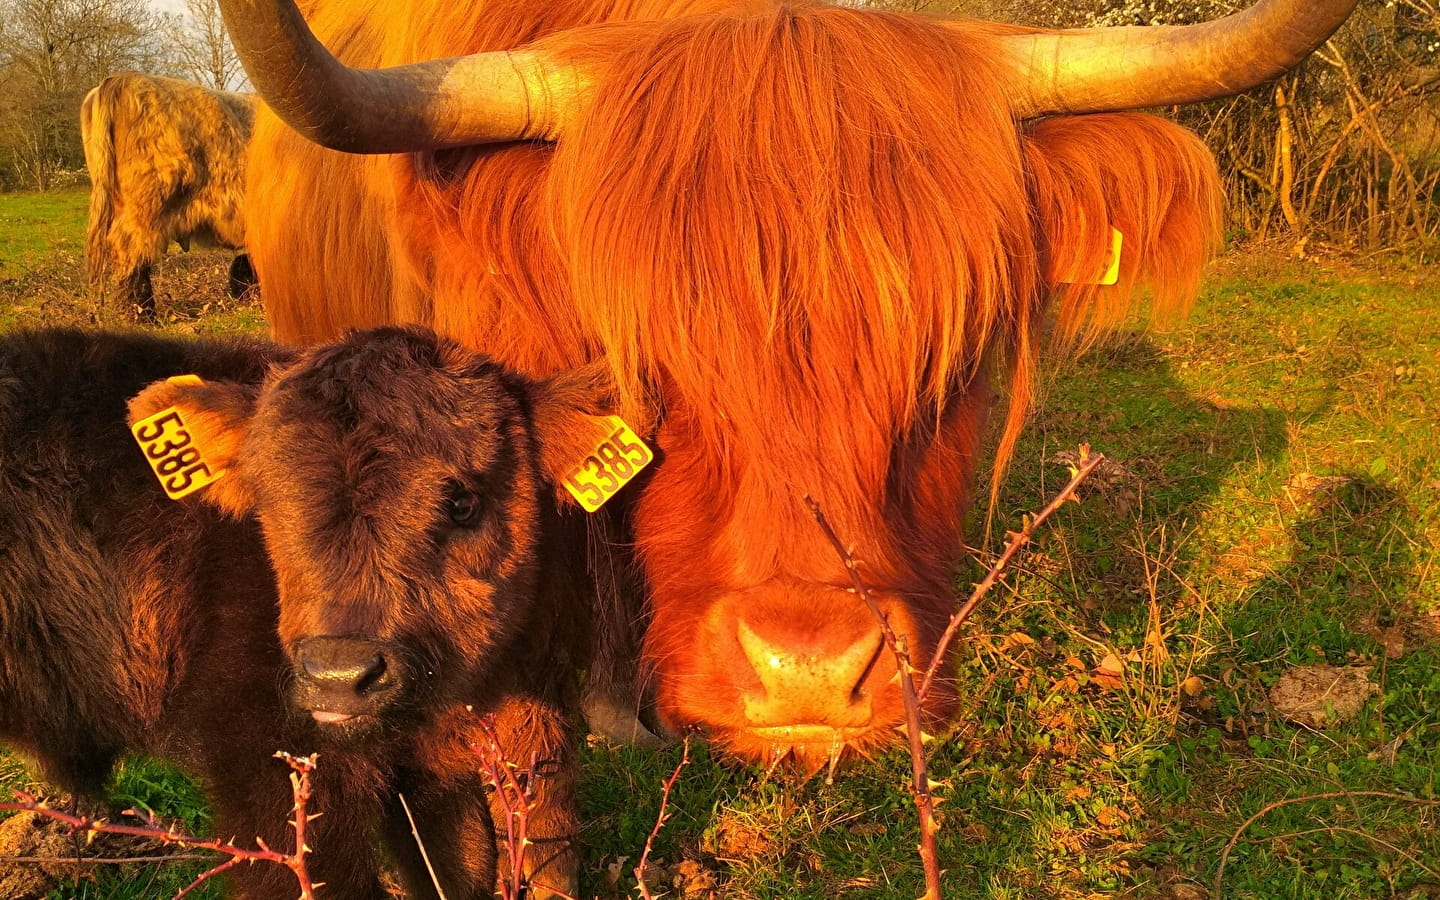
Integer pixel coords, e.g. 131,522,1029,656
873,0,1440,250
162,0,243,91
0,0,166,189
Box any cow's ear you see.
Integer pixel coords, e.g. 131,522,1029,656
127,376,259,516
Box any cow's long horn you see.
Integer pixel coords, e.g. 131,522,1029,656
992,0,1358,118
214,0,585,152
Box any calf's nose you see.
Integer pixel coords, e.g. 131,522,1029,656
294,636,401,715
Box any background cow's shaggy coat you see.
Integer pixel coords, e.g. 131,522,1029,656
81,73,256,320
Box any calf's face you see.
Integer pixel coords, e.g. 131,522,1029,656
128,327,609,734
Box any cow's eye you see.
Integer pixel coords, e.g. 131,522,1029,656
444,480,486,528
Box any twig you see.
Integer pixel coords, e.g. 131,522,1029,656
398,792,448,900
805,446,1104,900
0,853,212,865
805,496,944,900
0,752,320,900
471,713,583,900
473,716,536,900
1258,825,1440,883
918,446,1104,702
634,734,692,900
1212,790,1440,898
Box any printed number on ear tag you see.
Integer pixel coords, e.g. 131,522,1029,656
131,385,225,500
562,417,653,513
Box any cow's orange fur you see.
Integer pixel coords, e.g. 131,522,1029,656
247,0,1222,762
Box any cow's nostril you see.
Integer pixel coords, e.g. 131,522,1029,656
354,655,388,694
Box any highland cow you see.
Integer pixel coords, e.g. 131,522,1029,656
0,326,603,897
217,0,1359,770
81,73,258,320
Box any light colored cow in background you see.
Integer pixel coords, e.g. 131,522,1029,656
81,72,257,320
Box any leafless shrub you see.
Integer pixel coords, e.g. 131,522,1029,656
867,0,1440,252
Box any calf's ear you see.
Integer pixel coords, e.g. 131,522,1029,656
127,376,259,516
529,360,627,486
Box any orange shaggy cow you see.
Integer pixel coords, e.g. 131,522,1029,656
218,0,1357,770
81,72,256,320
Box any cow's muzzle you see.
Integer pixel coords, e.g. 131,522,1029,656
292,636,406,724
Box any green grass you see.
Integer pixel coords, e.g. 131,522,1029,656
0,189,88,273
0,188,264,336
576,257,1440,899
1,194,1437,898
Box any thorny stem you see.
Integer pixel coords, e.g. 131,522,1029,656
473,715,536,900
918,447,1104,702
634,734,692,900
0,752,320,900
805,495,944,900
805,445,1103,900
471,714,581,900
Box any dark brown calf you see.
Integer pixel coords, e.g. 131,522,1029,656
0,327,602,898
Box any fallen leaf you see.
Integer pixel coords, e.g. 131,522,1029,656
604,855,630,888
1000,632,1036,652
1095,652,1126,677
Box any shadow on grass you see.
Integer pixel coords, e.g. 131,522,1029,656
1136,478,1440,899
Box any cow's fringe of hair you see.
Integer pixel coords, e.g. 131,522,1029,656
537,8,1038,529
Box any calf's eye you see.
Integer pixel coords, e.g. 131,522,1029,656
444,481,486,528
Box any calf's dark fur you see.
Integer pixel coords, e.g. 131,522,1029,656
0,327,601,898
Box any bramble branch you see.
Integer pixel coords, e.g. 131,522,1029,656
0,751,320,900
806,444,1104,900
634,734,692,900
1212,790,1440,898
805,495,944,900
473,715,543,900
918,446,1104,702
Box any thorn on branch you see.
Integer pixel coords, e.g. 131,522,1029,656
804,446,1105,900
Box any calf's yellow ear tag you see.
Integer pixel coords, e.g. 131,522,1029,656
561,416,653,513
131,375,227,500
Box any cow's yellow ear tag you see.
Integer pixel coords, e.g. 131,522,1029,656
561,416,653,513
131,376,226,500
1097,227,1124,286
1058,227,1124,286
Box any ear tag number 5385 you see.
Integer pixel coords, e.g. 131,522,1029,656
132,405,225,500
563,417,653,513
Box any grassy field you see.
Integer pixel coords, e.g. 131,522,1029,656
0,188,1436,899
0,188,264,335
